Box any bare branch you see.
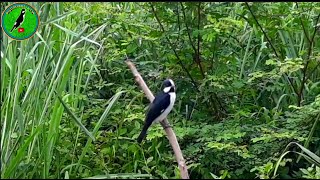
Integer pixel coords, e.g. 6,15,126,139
125,59,190,179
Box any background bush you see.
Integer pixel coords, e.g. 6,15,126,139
1,2,319,179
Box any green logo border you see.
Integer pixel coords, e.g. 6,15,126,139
1,2,40,41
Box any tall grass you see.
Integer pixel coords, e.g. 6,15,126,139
0,2,117,178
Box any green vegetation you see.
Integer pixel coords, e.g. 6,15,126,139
1,2,319,179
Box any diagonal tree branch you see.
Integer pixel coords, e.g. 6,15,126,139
125,59,189,179
151,3,227,119
180,2,196,51
245,2,279,59
175,4,181,45
180,2,205,78
150,3,199,91
305,17,320,80
306,58,320,80
297,13,320,106
180,3,198,57
296,3,311,43
245,2,300,99
197,2,205,78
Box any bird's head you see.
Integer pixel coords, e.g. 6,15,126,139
21,9,26,14
162,79,175,93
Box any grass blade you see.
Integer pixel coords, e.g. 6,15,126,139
55,91,95,141
75,91,124,172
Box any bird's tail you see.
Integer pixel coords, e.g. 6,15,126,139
137,123,150,143
137,129,147,143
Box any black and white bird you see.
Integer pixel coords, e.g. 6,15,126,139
10,9,26,32
137,79,176,143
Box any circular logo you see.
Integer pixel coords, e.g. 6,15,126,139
1,3,40,40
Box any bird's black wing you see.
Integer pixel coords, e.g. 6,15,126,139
145,92,170,123
137,92,170,143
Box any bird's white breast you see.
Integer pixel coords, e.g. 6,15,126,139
153,92,176,123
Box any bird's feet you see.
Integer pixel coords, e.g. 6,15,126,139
160,121,171,129
164,124,172,129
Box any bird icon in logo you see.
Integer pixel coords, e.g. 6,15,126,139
10,9,26,32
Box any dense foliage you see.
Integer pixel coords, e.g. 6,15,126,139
1,2,320,179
